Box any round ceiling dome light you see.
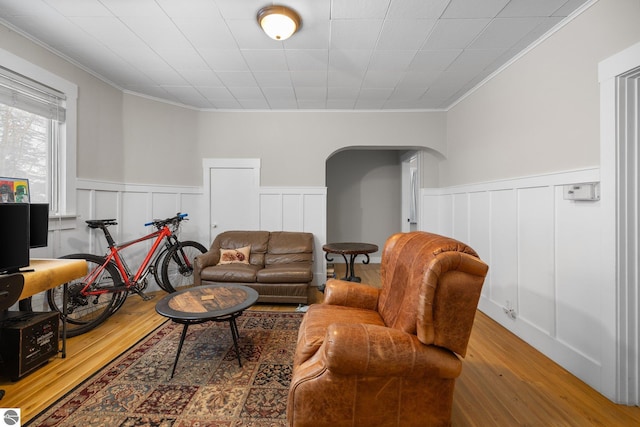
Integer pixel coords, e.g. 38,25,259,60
257,5,301,41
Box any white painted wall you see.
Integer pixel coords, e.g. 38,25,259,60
118,93,447,188
195,110,446,187
0,22,126,185
122,95,199,186
442,0,640,187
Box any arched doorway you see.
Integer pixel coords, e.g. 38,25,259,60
325,147,443,261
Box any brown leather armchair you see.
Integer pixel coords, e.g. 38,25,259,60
287,231,489,427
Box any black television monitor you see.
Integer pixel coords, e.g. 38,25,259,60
0,203,30,274
29,203,49,248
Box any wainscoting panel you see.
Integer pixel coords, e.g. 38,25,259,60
555,185,602,363
302,193,326,236
439,194,453,237
517,186,556,336
179,193,208,243
51,181,327,293
303,193,328,285
259,187,328,286
65,182,209,292
421,194,440,232
452,193,468,242
282,194,302,230
468,192,491,299
489,189,518,315
259,194,284,231
421,168,607,394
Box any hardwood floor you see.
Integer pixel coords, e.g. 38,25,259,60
2,264,639,425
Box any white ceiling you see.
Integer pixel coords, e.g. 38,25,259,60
0,0,589,110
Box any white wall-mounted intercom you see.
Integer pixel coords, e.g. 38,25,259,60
563,182,600,201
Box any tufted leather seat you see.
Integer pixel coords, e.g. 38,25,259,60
287,231,489,427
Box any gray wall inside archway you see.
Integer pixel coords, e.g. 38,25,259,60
326,149,403,259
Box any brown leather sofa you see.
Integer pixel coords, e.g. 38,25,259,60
287,231,489,427
193,230,313,304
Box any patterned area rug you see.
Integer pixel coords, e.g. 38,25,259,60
28,311,303,427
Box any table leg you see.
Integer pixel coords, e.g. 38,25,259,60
18,297,32,311
325,251,371,282
329,252,356,282
61,282,67,358
347,254,359,282
348,254,370,282
229,316,242,367
171,323,190,378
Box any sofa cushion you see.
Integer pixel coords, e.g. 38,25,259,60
199,263,261,283
267,231,312,256
265,252,313,265
256,263,313,283
218,245,250,264
210,231,269,266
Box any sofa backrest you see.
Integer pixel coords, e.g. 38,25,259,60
265,231,313,265
210,230,270,266
377,231,488,357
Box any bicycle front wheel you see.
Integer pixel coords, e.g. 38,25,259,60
160,241,207,293
47,254,126,337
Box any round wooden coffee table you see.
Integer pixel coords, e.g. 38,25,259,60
155,284,258,378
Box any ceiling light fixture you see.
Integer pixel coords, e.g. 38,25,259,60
257,5,301,41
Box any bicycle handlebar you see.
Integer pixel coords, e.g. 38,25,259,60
144,212,188,228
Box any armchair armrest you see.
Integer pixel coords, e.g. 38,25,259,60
323,279,379,310
193,250,218,286
321,323,461,379
194,250,218,270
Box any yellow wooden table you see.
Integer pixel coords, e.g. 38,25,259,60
19,258,87,300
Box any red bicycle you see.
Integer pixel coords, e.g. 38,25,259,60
47,213,206,337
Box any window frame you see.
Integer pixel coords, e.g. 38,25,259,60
0,47,78,219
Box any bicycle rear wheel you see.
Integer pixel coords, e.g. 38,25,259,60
160,241,207,293
47,254,127,337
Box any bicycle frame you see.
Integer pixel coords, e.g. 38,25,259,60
81,225,177,296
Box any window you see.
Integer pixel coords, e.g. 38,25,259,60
0,48,77,216
0,66,65,211
0,105,52,203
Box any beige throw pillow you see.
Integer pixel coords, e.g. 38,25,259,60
218,245,251,265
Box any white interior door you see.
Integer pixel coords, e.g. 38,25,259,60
205,159,260,242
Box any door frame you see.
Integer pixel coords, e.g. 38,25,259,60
599,40,640,404
401,151,419,233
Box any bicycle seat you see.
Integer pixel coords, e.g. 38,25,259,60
86,219,118,228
